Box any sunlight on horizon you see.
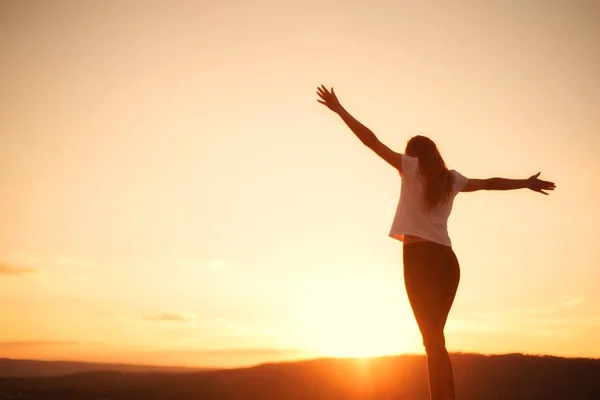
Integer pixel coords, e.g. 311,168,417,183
1,0,599,368
294,274,413,358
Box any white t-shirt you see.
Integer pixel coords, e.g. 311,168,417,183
388,155,468,247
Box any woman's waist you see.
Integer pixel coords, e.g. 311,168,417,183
403,234,432,245
403,234,453,250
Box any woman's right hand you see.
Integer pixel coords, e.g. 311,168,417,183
527,172,556,195
317,85,343,114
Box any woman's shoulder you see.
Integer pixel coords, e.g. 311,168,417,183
400,155,419,176
449,169,468,192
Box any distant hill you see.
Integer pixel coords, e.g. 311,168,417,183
0,358,212,377
1,353,600,399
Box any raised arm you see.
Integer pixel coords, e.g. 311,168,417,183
462,173,556,195
316,85,403,171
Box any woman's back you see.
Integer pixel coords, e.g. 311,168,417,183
389,155,468,247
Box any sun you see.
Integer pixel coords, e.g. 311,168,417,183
293,272,413,358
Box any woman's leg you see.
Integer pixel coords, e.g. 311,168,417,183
403,243,460,400
436,250,460,399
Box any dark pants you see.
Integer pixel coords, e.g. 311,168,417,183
403,241,461,400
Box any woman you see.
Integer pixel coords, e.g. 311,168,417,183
316,85,555,400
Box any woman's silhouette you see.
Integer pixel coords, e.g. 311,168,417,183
316,85,555,400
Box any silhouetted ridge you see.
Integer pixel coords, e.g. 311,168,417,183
0,353,599,399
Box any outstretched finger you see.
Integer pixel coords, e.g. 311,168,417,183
317,88,329,99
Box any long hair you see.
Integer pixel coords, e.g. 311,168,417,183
405,135,454,210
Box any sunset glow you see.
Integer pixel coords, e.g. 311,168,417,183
294,273,411,358
1,0,599,368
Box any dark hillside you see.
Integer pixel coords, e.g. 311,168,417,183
0,353,599,399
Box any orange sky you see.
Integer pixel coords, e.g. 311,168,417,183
1,0,599,368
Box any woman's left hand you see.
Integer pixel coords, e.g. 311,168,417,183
527,172,556,195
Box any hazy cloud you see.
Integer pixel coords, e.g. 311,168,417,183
448,296,591,336
0,341,78,348
3,252,40,265
0,263,40,276
143,346,303,359
55,257,80,266
178,259,225,271
213,317,236,328
144,313,197,322
563,297,584,307
470,296,586,321
211,318,276,338
67,273,89,282
184,348,302,357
